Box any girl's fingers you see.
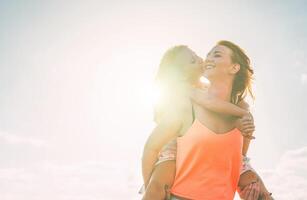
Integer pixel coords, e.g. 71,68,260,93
242,118,254,123
242,123,255,128
242,121,254,126
242,116,253,121
242,133,255,140
244,134,255,139
242,123,255,129
242,128,255,134
243,130,255,136
242,126,255,132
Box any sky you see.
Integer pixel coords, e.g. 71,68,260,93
0,0,307,199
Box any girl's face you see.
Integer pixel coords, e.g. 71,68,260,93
203,45,235,79
176,48,203,82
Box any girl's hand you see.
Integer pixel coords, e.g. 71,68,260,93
236,112,255,140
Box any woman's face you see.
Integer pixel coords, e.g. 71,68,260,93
176,47,203,82
203,45,234,79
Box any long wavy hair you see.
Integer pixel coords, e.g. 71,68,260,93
154,45,191,123
217,40,255,104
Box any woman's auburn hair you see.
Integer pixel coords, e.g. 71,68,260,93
217,40,255,104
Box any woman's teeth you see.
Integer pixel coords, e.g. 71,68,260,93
200,76,211,87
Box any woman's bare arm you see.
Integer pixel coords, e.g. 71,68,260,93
236,103,273,199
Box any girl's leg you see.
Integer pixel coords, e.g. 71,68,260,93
238,156,258,191
142,160,176,200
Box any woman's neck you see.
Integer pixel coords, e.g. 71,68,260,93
199,79,237,132
208,79,233,102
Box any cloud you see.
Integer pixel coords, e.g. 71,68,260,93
1,147,307,200
259,146,307,200
0,131,46,147
0,161,141,200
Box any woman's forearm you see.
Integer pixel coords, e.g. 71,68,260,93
190,88,248,117
254,170,271,195
240,168,272,197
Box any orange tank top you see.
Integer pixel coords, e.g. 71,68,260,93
171,118,243,200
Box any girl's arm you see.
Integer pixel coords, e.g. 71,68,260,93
236,100,254,155
141,108,183,188
190,88,255,139
189,87,249,117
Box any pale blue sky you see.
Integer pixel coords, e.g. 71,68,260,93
0,1,307,199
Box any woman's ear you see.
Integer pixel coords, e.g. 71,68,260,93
230,64,240,75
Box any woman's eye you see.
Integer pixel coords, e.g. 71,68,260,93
214,54,221,58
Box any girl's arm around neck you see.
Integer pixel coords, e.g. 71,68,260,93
189,87,249,117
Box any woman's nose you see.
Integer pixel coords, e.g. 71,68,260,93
205,52,214,62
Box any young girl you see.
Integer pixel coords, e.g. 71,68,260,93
141,44,262,199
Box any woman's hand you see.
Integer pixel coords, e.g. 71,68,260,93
239,181,274,200
235,112,255,140
258,179,274,200
239,181,260,200
238,173,274,200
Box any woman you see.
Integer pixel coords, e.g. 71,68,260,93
141,43,268,199
171,41,272,199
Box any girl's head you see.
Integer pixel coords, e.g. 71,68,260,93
155,45,203,87
205,40,254,104
154,45,203,122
